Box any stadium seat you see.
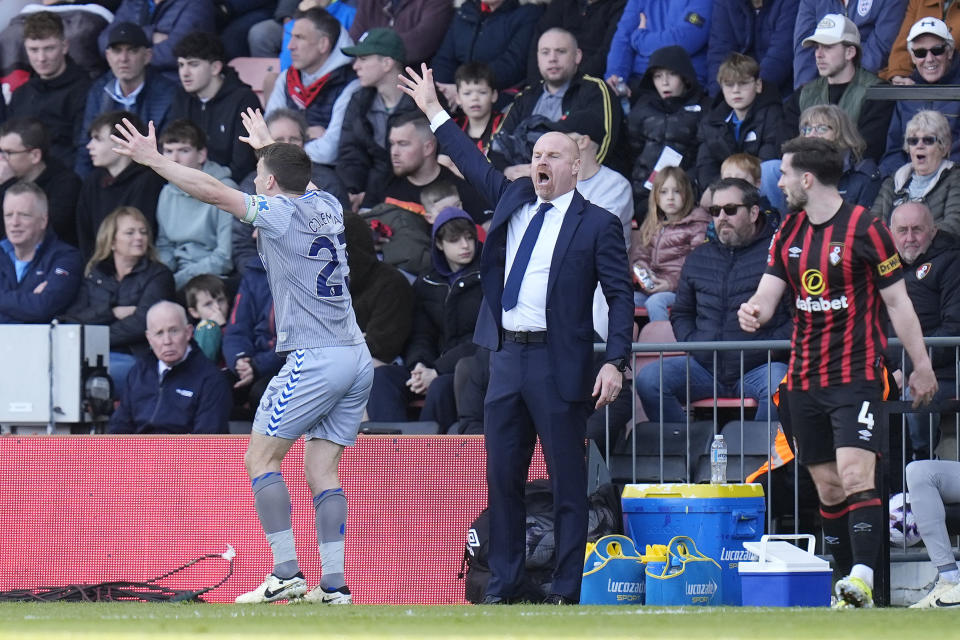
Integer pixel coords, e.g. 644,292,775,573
228,57,280,106
609,420,713,484
228,420,252,434
359,421,440,435
633,320,684,378
690,397,759,409
632,321,683,423
689,396,759,426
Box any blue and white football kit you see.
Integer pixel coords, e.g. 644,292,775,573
245,191,373,444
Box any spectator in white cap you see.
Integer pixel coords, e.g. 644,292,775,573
907,16,956,83
783,14,894,162
792,0,908,89
880,16,960,176
881,1,960,84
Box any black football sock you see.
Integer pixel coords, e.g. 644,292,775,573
820,499,852,576
847,489,884,579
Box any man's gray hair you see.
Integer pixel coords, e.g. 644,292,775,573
3,180,48,215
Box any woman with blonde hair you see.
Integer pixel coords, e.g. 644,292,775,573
799,104,882,207
871,109,960,233
628,166,710,321
60,206,175,394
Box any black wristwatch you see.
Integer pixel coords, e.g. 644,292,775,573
607,357,628,372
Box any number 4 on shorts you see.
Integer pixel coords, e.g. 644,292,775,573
857,401,874,441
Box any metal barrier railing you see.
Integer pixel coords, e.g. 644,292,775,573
596,336,960,606
597,336,960,527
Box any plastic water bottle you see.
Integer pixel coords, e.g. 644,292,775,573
616,80,631,115
710,434,727,484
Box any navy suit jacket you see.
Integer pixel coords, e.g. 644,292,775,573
434,118,634,402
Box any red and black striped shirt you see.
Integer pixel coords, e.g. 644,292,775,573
767,202,903,390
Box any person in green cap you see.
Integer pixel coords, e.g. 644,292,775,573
337,27,419,212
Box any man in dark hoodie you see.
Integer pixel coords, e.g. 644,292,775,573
627,45,707,219
168,32,261,183
343,211,415,366
75,111,166,259
366,207,482,431
694,52,784,189
7,12,92,172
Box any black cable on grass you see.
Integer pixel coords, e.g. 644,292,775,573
0,545,235,603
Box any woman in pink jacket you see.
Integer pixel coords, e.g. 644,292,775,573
629,166,710,321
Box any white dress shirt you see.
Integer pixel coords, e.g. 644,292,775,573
428,109,576,331
502,189,574,331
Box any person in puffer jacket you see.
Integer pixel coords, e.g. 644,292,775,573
635,177,792,423
628,166,709,321
627,45,708,220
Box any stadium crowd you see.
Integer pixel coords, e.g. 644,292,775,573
0,0,957,451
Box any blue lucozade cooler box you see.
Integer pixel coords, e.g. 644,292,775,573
622,483,765,605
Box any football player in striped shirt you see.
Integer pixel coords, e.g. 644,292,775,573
739,136,938,608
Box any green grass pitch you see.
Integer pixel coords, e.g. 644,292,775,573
0,603,937,639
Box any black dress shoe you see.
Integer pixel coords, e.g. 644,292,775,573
542,593,576,605
480,594,507,604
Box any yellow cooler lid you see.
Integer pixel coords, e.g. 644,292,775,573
621,483,765,499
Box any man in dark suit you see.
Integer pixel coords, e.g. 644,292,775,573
400,64,634,604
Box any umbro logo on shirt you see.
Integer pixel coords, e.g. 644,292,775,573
788,246,802,258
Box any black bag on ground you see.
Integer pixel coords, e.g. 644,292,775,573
459,480,623,603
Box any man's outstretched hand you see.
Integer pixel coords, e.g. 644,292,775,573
398,63,444,120
239,107,276,150
110,118,162,167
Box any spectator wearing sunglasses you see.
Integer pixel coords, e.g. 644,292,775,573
880,0,960,85
873,109,960,236
635,177,791,423
880,18,960,176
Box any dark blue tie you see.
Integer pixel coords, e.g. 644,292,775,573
502,202,551,311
